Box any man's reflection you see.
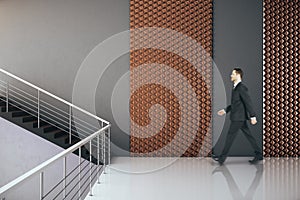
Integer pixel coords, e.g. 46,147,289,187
213,164,263,200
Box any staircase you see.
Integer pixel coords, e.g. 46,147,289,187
0,68,110,166
0,69,111,200
0,97,100,165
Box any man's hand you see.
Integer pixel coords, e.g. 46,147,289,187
251,117,257,125
218,109,226,116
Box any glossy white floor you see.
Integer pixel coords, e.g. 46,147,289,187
85,157,300,200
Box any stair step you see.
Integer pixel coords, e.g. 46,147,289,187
43,126,58,133
1,105,21,112
25,119,37,124
70,138,80,145
64,135,81,147
54,131,68,139
8,106,20,112
0,105,6,112
44,129,62,135
12,111,30,117
42,124,53,129
22,116,36,123
64,135,82,144
59,134,70,143
33,121,50,128
0,100,6,106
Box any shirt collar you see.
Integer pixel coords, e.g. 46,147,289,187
234,80,241,88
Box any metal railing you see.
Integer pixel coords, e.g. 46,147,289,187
0,68,111,199
0,69,110,143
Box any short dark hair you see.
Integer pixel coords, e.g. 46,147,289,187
233,68,243,79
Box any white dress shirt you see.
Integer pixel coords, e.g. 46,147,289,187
233,80,241,89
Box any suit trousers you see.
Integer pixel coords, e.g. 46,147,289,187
220,121,261,158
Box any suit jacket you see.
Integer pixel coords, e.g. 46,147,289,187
225,82,256,121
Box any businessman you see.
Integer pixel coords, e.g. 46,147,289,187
213,68,263,165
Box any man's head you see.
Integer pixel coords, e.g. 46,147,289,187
231,68,243,82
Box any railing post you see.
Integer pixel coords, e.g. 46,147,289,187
108,127,111,166
97,135,100,184
37,90,40,128
40,172,44,200
101,122,104,171
6,82,8,112
69,106,72,144
89,141,93,196
78,147,81,200
63,157,66,198
104,129,106,174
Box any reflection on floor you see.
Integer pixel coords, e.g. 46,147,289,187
84,157,300,200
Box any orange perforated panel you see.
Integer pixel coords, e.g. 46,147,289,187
263,0,300,157
130,0,213,157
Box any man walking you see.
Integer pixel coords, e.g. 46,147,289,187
214,68,262,165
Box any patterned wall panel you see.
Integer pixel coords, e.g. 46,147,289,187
130,0,213,157
263,0,300,156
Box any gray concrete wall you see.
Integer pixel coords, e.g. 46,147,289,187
0,0,130,156
213,0,263,156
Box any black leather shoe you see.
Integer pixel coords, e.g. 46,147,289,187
218,157,225,165
249,156,263,164
212,154,225,165
212,154,219,161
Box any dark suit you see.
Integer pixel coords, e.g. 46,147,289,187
219,82,262,161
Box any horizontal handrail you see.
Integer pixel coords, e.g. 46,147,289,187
9,99,38,116
40,99,71,117
9,83,38,100
6,83,100,136
43,159,88,199
9,90,38,106
0,124,110,195
0,68,110,125
0,88,6,95
41,99,100,130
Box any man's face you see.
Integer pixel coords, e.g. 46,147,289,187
231,70,239,82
